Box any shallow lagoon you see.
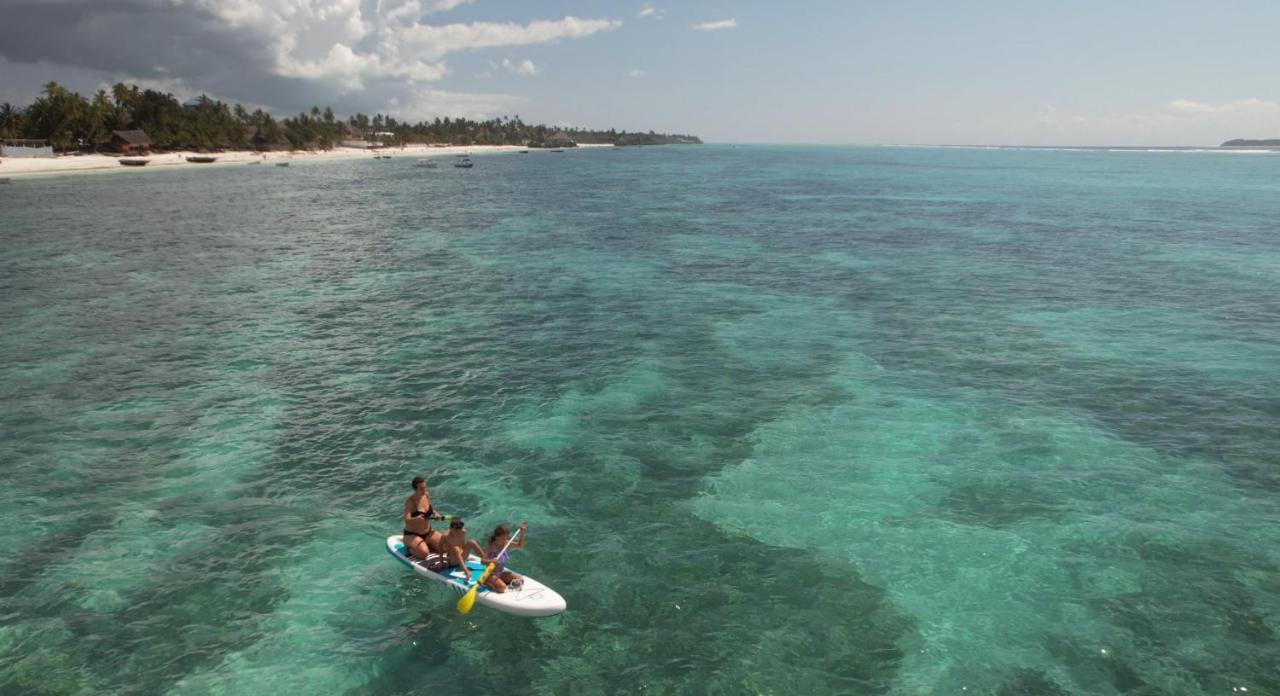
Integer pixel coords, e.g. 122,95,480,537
2,145,1278,694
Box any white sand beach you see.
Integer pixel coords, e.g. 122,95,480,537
0,143,613,179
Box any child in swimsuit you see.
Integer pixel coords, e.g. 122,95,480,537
481,522,527,593
439,517,485,584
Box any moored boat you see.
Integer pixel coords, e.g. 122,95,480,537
186,156,217,163
454,158,473,168
415,158,438,168
119,158,149,167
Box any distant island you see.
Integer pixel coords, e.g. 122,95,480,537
0,81,700,153
1220,139,1280,147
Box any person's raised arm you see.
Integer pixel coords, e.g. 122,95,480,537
511,523,528,549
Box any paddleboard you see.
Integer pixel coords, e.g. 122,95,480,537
385,535,566,617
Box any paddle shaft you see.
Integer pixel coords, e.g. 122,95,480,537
456,526,521,614
477,526,522,584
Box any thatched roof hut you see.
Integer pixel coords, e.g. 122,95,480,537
546,130,577,147
111,130,151,155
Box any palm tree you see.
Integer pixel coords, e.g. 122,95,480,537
0,102,21,138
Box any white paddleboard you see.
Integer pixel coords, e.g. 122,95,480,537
385,535,566,617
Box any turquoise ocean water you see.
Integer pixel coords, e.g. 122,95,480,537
2,145,1278,694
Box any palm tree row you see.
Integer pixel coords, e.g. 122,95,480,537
0,82,700,152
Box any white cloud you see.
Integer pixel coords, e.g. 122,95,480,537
385,89,526,121
638,5,664,19
424,0,475,14
0,1,621,120
501,58,539,76
629,68,647,78
180,2,618,89
692,18,736,31
1167,98,1280,116
1034,98,1280,145
396,17,621,60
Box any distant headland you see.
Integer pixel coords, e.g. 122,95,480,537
1220,139,1280,147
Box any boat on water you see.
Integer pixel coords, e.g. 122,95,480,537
247,160,261,165
550,149,565,153
275,161,290,167
186,156,217,164
119,158,149,167
519,150,530,154
414,158,438,168
454,158,474,168
384,535,566,617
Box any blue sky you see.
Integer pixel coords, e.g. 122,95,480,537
1,0,1277,145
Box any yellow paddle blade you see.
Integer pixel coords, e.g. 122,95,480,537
456,582,480,614
456,562,496,615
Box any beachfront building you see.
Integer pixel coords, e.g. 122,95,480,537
111,130,151,156
546,131,578,148
246,126,286,151
336,123,375,149
1,138,54,158
525,130,578,149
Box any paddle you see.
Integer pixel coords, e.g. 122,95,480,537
456,526,522,615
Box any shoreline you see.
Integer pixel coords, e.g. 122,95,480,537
0,143,614,180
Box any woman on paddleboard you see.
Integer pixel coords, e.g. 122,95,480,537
403,476,445,559
482,522,527,593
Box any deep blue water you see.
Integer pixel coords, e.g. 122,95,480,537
2,145,1278,694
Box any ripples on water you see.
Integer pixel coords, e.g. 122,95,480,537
1,146,1278,694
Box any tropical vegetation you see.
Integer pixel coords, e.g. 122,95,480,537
0,82,701,152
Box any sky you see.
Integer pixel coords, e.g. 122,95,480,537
0,0,1278,145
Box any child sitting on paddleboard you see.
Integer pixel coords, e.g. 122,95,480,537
482,522,527,593
439,517,485,583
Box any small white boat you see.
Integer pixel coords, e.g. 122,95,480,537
414,158,438,168
454,158,473,168
385,535,565,617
